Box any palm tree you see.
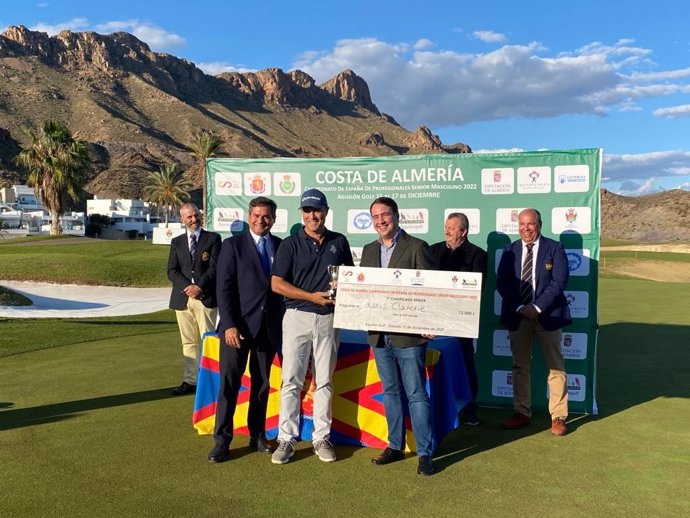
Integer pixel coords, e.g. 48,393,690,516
187,129,223,226
15,120,90,236
143,163,193,227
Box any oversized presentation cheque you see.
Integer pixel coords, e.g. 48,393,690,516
332,266,482,338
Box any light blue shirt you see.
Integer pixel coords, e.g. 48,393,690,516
379,228,403,268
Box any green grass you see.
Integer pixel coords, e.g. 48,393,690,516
0,239,170,286
1,277,689,517
0,310,177,358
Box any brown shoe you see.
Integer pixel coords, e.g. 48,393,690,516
503,413,530,429
551,417,567,436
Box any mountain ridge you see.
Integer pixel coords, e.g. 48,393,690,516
1,26,688,242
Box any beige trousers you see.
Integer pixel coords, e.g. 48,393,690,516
509,317,568,420
175,298,218,384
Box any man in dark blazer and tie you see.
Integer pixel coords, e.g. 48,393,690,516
496,208,571,436
208,197,284,463
360,197,436,476
167,202,222,396
430,212,487,426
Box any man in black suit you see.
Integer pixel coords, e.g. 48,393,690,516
360,197,436,476
167,202,221,396
208,197,284,463
430,212,487,426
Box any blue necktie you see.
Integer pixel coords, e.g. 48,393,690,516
257,236,270,277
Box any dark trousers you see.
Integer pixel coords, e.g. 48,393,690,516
460,338,479,414
213,322,276,447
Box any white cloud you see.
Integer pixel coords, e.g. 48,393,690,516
653,104,690,118
30,17,89,35
413,38,434,50
616,178,659,195
603,151,690,182
95,20,185,51
197,62,256,75
24,17,185,52
295,37,647,129
471,30,507,44
474,147,524,154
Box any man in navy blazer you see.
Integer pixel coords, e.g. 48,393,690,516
496,208,571,436
208,197,284,463
167,203,221,396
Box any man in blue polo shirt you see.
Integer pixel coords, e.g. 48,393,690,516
270,188,354,464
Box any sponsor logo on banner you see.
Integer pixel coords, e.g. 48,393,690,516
565,290,589,318
567,374,586,401
273,172,301,196
517,166,551,194
546,374,586,401
551,207,592,234
399,209,429,233
565,249,591,276
214,172,243,196
350,246,363,266
243,172,272,196
271,209,289,233
347,210,375,234
443,208,480,234
213,208,243,232
481,168,515,194
560,332,588,360
554,164,589,193
495,208,526,234
491,370,514,398
493,330,511,357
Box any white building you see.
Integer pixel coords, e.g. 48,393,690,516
0,184,42,211
0,185,85,235
86,196,179,236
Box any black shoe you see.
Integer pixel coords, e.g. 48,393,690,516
171,382,196,396
417,455,434,476
208,445,230,463
371,447,405,465
249,435,273,453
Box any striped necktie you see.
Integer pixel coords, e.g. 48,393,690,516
190,233,197,260
520,243,534,305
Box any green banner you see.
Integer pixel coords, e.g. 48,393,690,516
207,149,601,414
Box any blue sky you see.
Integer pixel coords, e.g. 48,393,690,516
3,0,690,195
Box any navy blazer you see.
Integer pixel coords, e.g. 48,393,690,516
216,231,284,346
360,229,434,348
496,235,571,331
167,229,222,310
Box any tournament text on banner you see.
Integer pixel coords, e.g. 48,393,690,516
333,266,482,338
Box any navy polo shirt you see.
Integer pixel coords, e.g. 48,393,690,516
272,227,354,314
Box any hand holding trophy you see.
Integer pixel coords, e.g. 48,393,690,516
327,265,339,300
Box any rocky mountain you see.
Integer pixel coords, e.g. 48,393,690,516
0,25,469,200
1,26,688,242
600,188,690,242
